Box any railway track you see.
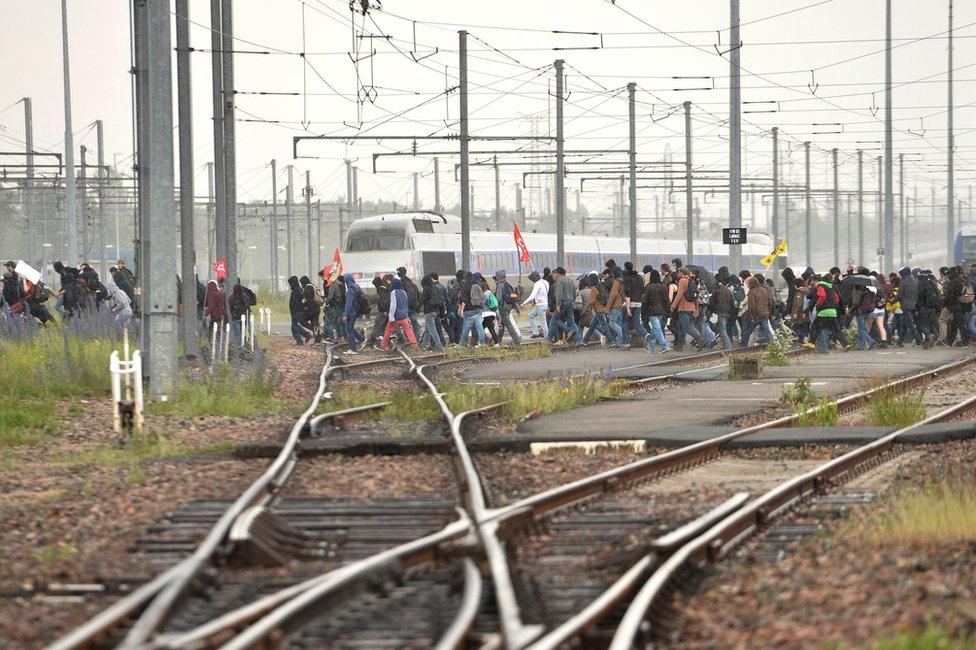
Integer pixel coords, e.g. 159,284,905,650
49,346,976,649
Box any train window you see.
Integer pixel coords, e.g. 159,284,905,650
346,232,372,252
962,235,976,258
375,230,405,250
412,218,434,234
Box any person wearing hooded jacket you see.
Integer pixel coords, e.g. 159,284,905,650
897,267,919,345
340,273,366,353
205,279,231,343
104,280,133,326
396,267,422,339
420,275,445,350
365,274,394,349
521,271,549,338
619,261,648,348
640,270,671,353
381,277,419,349
942,266,971,346
492,270,522,346
286,276,308,345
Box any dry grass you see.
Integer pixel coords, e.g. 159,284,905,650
855,481,976,547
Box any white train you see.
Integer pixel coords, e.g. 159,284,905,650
340,212,784,289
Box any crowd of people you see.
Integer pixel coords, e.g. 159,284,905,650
286,257,976,355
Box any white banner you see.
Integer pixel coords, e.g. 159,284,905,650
14,260,41,285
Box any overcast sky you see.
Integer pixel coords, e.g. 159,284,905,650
2,0,974,221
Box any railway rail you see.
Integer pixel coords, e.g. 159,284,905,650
49,346,976,649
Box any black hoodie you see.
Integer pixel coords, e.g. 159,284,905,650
288,276,304,316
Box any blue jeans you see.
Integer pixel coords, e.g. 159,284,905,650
695,311,716,345
460,309,486,345
715,315,732,349
754,316,775,344
290,315,306,344
609,308,626,346
856,313,875,349
585,312,613,342
447,309,462,344
421,311,444,349
550,300,582,342
676,311,702,345
618,306,648,347
645,315,670,351
232,320,243,346
344,314,363,351
527,304,548,336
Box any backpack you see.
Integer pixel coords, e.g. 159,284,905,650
328,281,346,308
403,278,420,311
468,283,484,308
683,278,700,303
313,287,325,306
596,282,610,305
960,284,975,305
429,285,444,308
484,292,499,310
355,290,371,317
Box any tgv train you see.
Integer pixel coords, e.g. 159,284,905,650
341,212,783,289
955,226,976,266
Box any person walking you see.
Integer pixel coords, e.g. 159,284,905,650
420,274,445,350
205,279,230,345
583,270,615,344
458,271,487,347
708,277,734,349
365,274,393,349
743,276,775,346
493,270,522,346
619,261,648,348
380,277,419,350
671,267,704,350
341,273,366,354
286,276,307,345
943,266,972,346
640,269,671,353
549,267,583,345
396,267,422,339
897,267,919,346
521,270,549,338
809,276,840,353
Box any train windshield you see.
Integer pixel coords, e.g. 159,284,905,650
963,235,976,259
345,226,406,252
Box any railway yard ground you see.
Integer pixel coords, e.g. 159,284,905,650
3,336,976,648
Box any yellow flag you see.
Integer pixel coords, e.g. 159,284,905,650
761,238,788,269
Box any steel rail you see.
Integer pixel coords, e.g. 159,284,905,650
524,493,751,650
406,350,544,648
48,347,340,650
609,386,976,650
434,558,484,650
484,353,976,531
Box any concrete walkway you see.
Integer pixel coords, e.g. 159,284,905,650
513,347,973,440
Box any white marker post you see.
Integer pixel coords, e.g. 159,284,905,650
110,349,144,436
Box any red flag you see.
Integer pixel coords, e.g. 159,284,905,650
326,248,343,285
212,258,227,279
513,222,532,263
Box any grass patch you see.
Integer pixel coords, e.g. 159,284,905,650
763,326,793,366
865,387,928,428
781,377,816,408
795,396,839,427
854,481,976,547
145,361,285,418
442,343,552,361
58,438,235,467
32,542,78,565
329,375,626,424
0,328,119,399
0,401,59,448
865,624,974,649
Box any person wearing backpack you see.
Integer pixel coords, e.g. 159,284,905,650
325,272,347,344
364,274,394,349
690,268,718,349
897,267,919,346
583,270,616,344
942,266,972,346
493,270,522,346
340,273,366,354
431,273,450,347
396,267,422,340
458,271,487,347
446,270,465,344
379,277,419,350
299,276,321,344
809,276,841,353
420,274,445,350
619,261,648,348
670,267,705,350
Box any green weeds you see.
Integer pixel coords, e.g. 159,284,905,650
865,387,927,428
794,396,839,427
0,329,119,399
32,542,78,565
146,362,285,418
58,439,234,467
854,481,976,547
781,377,816,408
0,401,58,448
763,326,793,366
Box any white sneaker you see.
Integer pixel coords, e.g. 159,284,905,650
346,350,358,355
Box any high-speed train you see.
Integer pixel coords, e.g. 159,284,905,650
955,226,976,267
340,211,784,289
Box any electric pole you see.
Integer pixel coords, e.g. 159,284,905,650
459,30,471,270
60,0,77,263
343,160,352,245
494,156,501,230
79,146,87,259
286,165,294,275
684,101,694,264
176,0,197,359
24,98,35,267
884,0,894,272
221,0,238,287
804,141,811,268
832,148,839,267
947,0,955,262
413,171,420,211
858,149,864,264
210,0,226,279
270,160,278,290
555,59,566,267
433,157,441,213
96,120,107,279
728,0,743,271
771,127,779,249
628,82,638,263
305,170,313,276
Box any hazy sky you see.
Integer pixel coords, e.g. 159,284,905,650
2,0,974,221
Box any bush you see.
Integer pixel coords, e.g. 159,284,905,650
0,400,58,448
763,326,793,366
856,481,976,547
866,387,927,428
0,327,120,399
795,396,839,427
781,377,816,408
